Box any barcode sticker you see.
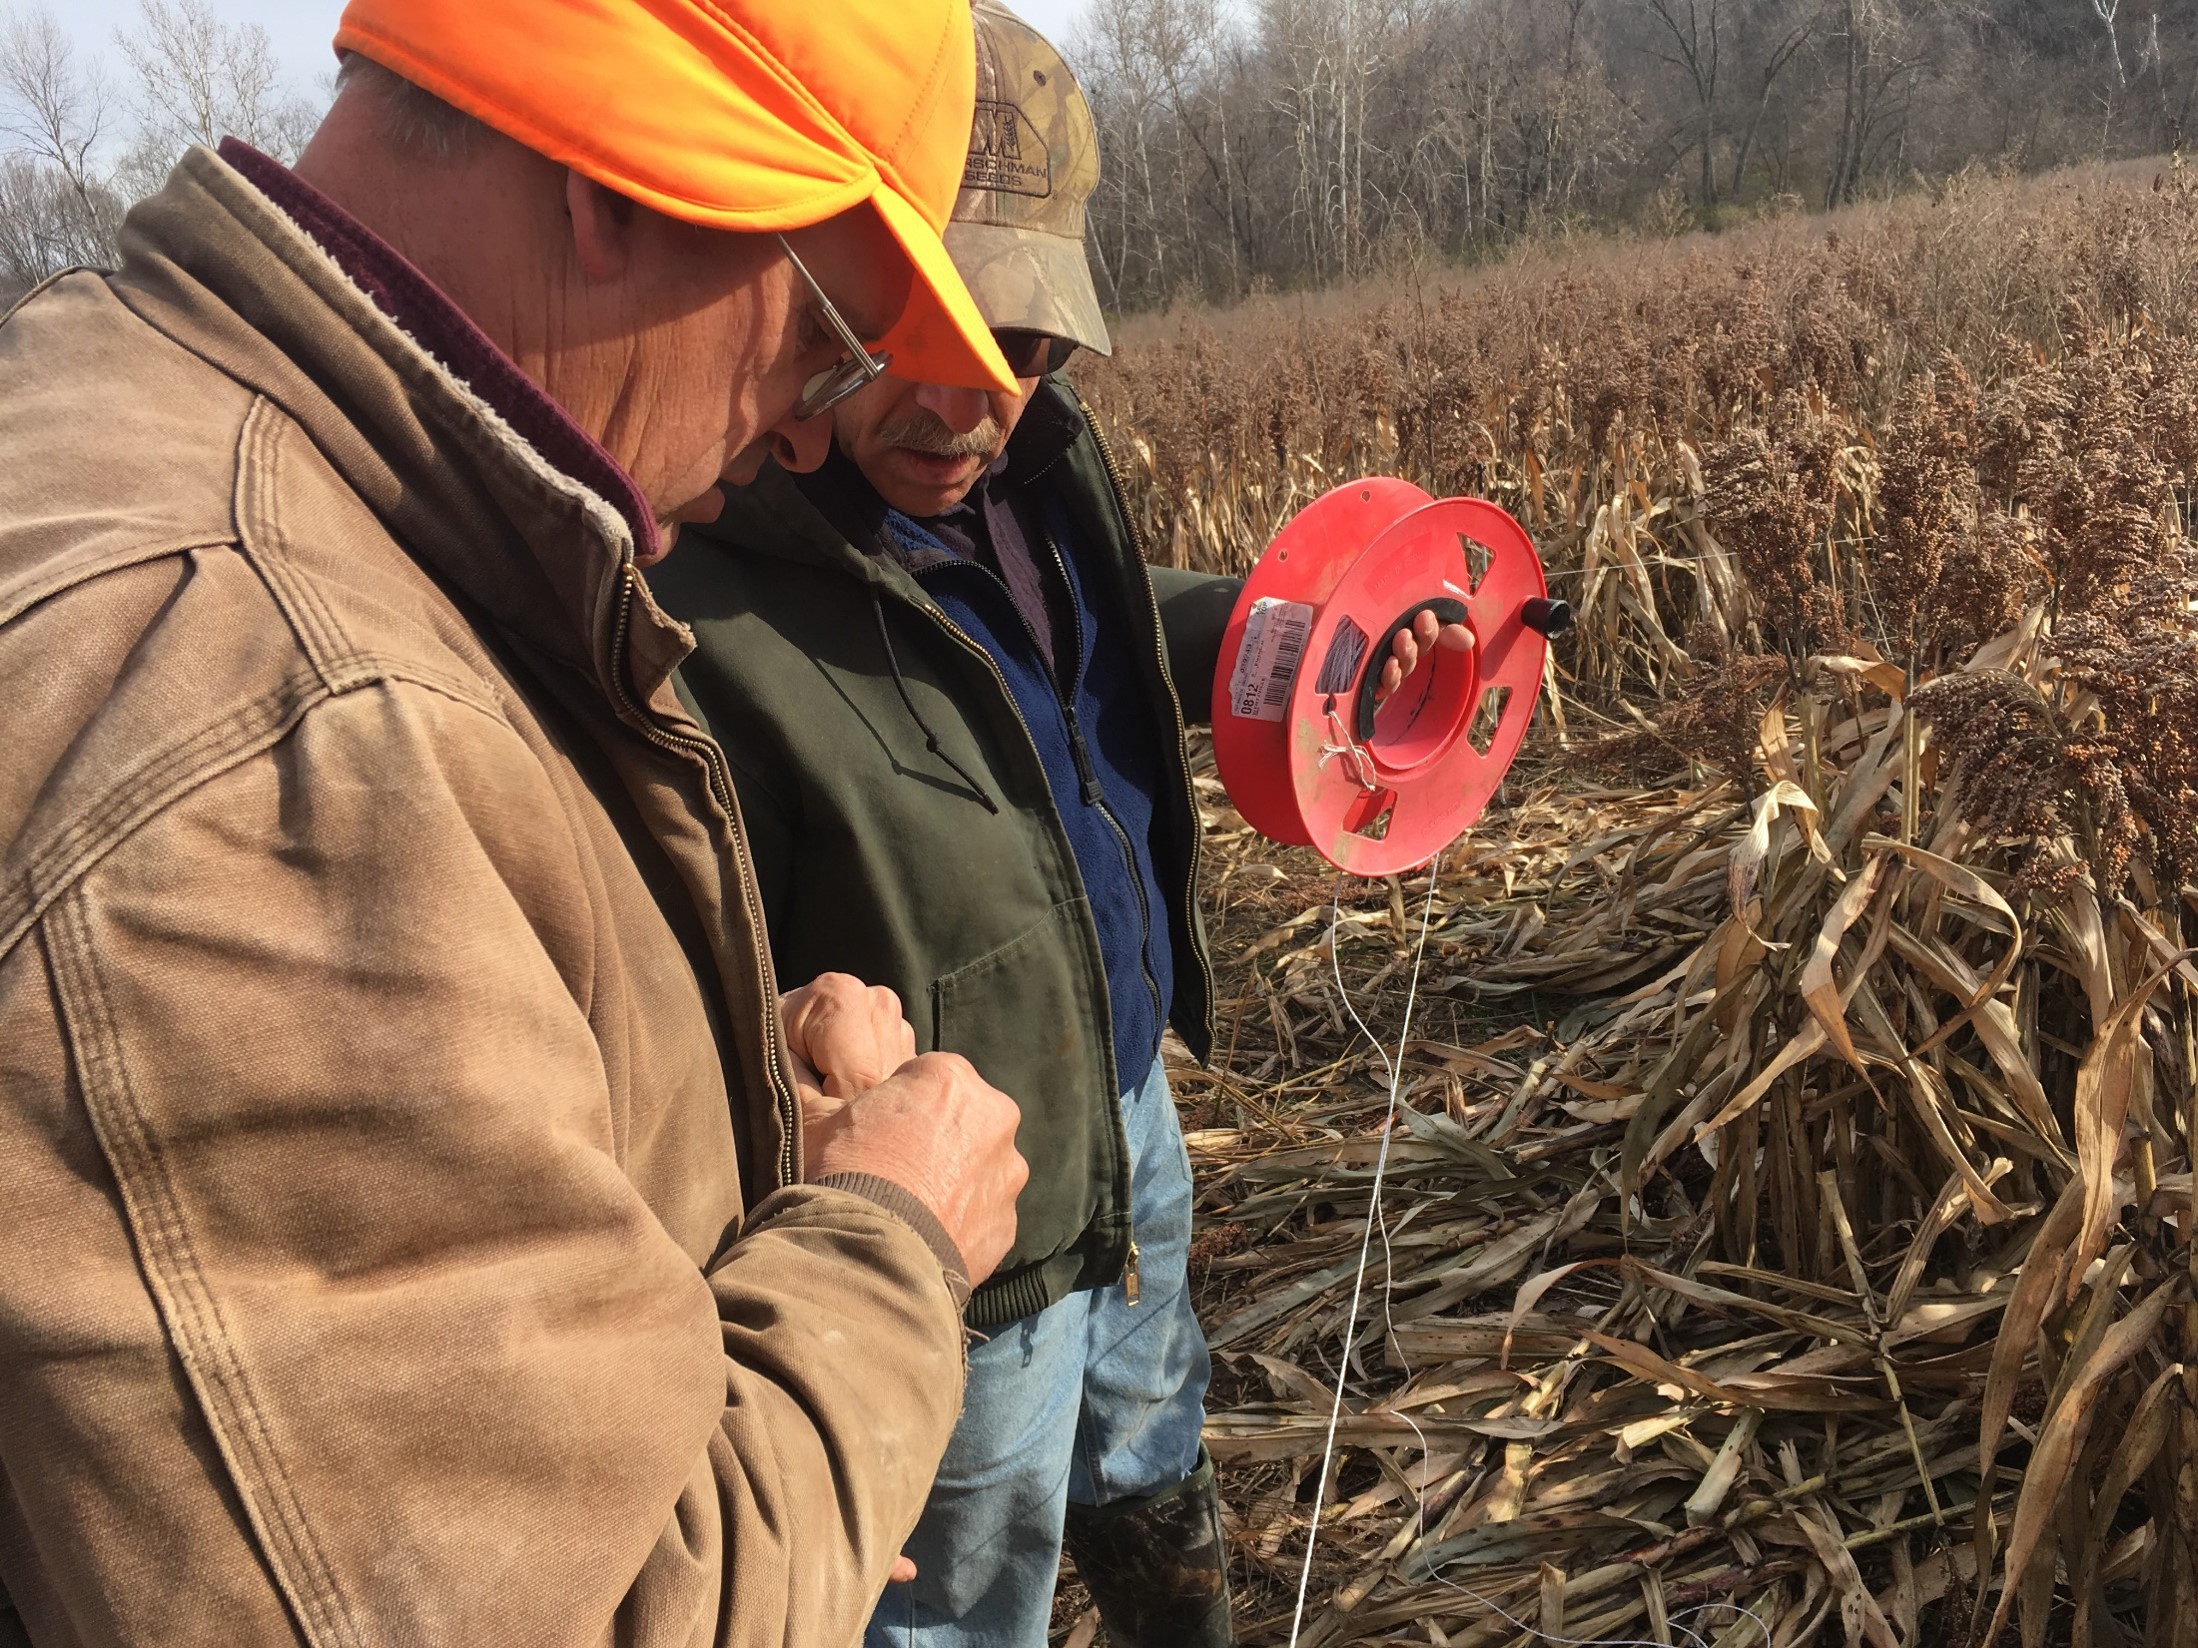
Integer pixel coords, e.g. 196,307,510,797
1227,598,1314,722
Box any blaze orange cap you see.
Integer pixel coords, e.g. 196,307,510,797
333,0,1018,394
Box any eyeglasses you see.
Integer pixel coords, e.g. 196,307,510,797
780,235,891,421
992,328,1078,379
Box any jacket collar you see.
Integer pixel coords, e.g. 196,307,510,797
107,144,694,712
741,375,1088,581
992,377,1083,493
792,439,900,565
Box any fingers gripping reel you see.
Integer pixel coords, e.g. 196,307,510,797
1210,480,1565,878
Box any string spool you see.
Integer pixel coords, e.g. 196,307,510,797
1210,477,1570,878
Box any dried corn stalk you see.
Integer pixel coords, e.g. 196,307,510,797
1103,165,2198,1648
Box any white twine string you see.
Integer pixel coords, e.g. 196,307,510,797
1284,856,1772,1648
1285,866,1442,1645
1317,707,1383,795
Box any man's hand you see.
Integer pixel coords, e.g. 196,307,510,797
780,973,917,1162
1373,606,1474,703
781,973,1026,1285
808,1051,1026,1286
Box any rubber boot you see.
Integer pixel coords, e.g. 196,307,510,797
1061,1447,1232,1647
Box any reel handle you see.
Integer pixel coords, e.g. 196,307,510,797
1523,597,1574,637
1351,597,1470,743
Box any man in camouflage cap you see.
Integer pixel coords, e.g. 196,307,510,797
658,5,1461,1639
938,7,1112,364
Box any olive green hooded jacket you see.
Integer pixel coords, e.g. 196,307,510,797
655,380,1236,1327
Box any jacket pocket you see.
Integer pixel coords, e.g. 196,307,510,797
931,897,1119,1286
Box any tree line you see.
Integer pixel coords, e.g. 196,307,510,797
4,0,2193,313
0,0,315,300
1069,0,2198,309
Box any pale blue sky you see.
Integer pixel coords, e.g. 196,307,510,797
67,0,1092,100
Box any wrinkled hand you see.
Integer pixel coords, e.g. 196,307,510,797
784,972,1025,1285
780,973,917,1163
1373,607,1474,703
808,1050,1027,1285
778,983,1018,1571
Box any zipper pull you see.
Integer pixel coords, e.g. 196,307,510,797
1067,717,1105,806
1123,1238,1142,1307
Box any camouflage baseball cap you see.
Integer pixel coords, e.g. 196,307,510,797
943,0,1112,359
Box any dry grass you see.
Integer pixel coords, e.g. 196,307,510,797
1071,161,2198,1646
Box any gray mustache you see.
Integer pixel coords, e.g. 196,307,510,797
877,411,1007,459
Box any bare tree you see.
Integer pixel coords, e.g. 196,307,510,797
0,0,333,294
0,8,121,283
1728,0,1820,198
0,152,90,286
0,9,106,203
1822,0,1910,208
1637,0,1728,209
2094,0,2127,88
114,0,315,196
1076,0,1179,302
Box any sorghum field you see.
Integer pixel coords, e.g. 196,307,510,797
1070,160,2198,1647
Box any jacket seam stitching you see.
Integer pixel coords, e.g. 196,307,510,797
0,535,236,631
0,265,80,329
44,891,364,1648
0,673,329,967
336,654,507,721
233,398,354,688
0,670,523,971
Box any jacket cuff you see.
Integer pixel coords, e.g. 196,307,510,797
1148,567,1244,727
803,1174,971,1312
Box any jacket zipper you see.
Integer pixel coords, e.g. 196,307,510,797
1078,396,1217,1048
898,575,1140,1294
1076,401,1198,1310
915,548,1168,1064
1067,712,1164,1036
611,561,801,1191
1033,528,1167,1043
1070,711,1156,1309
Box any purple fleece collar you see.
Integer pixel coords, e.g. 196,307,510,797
216,138,661,563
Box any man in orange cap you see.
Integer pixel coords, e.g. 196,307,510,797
0,2,1027,1644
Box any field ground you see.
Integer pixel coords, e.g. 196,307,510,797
1051,160,2198,1645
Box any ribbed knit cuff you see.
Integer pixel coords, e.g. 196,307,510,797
808,1173,972,1313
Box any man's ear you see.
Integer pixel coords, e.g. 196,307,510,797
566,171,637,284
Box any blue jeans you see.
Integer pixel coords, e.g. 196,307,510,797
866,1056,1212,1647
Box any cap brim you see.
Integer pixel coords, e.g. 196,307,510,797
870,185,1020,393
941,220,1112,358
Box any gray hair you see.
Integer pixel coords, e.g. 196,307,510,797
334,54,492,164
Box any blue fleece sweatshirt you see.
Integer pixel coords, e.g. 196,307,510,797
883,497,1175,1099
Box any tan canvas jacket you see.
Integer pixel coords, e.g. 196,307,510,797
0,148,965,1648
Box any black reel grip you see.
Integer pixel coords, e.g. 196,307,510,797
1523,597,1574,637
1351,597,1470,744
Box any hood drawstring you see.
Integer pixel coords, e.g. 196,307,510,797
872,590,1000,814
